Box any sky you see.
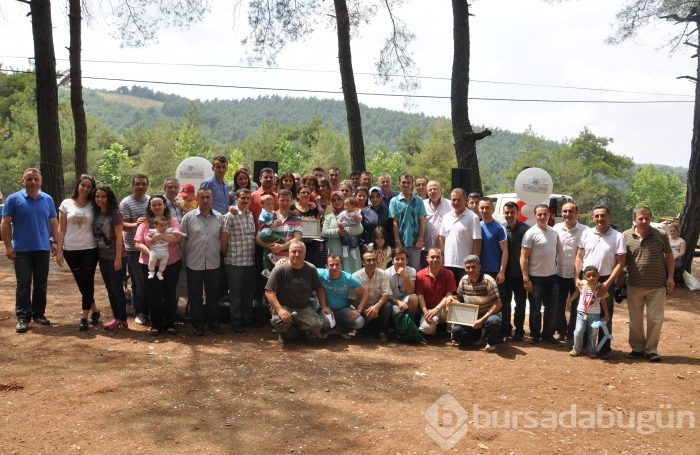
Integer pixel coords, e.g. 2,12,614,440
0,0,694,168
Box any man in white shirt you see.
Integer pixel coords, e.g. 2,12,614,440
520,204,561,345
552,202,587,341
439,188,482,284
575,204,626,359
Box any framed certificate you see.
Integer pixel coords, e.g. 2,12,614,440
447,302,479,327
301,217,322,239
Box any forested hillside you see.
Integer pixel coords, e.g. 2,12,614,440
80,86,564,184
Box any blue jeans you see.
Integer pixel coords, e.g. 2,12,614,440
14,250,50,321
528,275,559,340
451,314,502,346
187,266,220,329
98,257,127,321
227,264,255,328
332,306,365,333
63,248,99,310
127,250,148,315
573,311,601,355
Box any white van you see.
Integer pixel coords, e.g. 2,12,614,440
486,193,574,225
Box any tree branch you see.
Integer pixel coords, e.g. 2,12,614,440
463,129,493,141
676,75,697,82
660,12,700,24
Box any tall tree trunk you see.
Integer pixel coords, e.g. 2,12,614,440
679,19,700,273
30,0,64,203
451,0,490,194
333,0,366,172
69,0,88,179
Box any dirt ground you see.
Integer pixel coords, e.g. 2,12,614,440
0,246,699,455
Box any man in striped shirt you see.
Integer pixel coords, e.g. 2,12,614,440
449,255,502,351
623,206,674,362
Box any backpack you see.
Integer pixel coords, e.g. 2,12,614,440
394,312,426,345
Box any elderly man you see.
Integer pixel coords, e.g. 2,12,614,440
448,255,503,351
623,206,674,362
521,204,562,345
180,188,223,336
120,174,151,324
416,248,456,335
552,202,587,341
221,188,256,333
2,168,59,333
352,251,394,341
266,240,330,344
378,173,398,208
390,173,426,270
575,204,626,359
439,188,481,284
318,255,368,339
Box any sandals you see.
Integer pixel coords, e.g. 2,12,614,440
149,328,161,336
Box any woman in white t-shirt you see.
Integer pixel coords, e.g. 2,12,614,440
56,174,99,331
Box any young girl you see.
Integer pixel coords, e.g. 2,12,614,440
368,226,392,270
570,265,610,358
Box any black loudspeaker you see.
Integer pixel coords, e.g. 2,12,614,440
253,161,279,186
451,168,472,193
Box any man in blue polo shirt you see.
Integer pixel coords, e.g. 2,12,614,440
2,168,59,333
317,255,368,339
390,173,426,270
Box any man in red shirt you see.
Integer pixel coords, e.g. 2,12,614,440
416,248,456,335
249,167,278,229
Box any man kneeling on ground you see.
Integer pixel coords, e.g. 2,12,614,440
266,240,330,344
449,254,502,352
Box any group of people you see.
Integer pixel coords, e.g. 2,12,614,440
1,163,679,361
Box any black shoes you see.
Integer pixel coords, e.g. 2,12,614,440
79,318,89,331
626,350,645,359
90,311,101,326
194,326,205,336
16,320,29,333
33,315,51,325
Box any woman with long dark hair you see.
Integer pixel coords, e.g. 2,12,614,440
93,184,129,330
279,172,297,200
56,174,100,331
135,195,183,335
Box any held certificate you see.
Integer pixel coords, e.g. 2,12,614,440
447,302,479,327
